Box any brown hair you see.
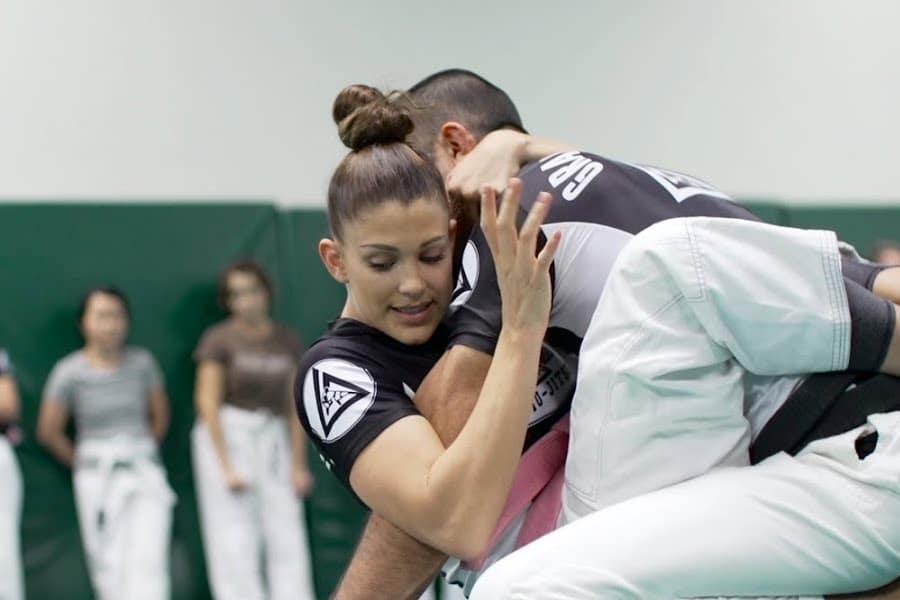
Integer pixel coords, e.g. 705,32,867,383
327,84,448,240
217,259,275,312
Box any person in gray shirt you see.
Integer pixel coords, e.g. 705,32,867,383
37,287,173,600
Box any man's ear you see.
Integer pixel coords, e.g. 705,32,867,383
318,238,349,284
439,122,478,161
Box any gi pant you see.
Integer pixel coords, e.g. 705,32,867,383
0,437,23,600
74,435,174,600
471,217,900,599
192,405,315,600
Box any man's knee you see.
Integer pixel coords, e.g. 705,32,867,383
609,218,691,285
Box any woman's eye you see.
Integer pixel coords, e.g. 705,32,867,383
369,261,393,272
421,253,446,264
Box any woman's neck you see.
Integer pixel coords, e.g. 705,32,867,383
232,314,274,338
83,344,123,369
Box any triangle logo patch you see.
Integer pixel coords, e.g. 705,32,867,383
303,359,376,442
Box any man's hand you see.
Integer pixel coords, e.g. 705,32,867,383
446,130,531,204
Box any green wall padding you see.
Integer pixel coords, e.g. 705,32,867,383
0,203,351,600
741,200,791,226
783,205,900,258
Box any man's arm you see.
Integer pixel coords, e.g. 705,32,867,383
333,346,492,600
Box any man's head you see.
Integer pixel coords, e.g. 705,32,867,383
403,69,526,177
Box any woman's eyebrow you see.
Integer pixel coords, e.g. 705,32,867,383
420,235,449,248
360,235,448,251
359,243,399,251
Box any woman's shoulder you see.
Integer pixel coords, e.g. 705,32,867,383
299,324,378,371
52,349,86,371
271,322,305,350
123,346,158,366
199,320,234,341
45,350,87,388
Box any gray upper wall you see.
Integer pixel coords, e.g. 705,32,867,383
1,0,898,205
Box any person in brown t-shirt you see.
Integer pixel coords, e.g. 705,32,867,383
191,260,316,600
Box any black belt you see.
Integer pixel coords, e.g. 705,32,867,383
750,372,900,464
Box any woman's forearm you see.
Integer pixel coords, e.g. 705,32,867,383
150,389,170,443
0,376,19,423
195,364,235,473
423,328,543,558
41,433,75,468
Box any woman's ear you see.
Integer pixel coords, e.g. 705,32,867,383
319,238,349,284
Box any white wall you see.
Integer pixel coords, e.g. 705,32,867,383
1,0,898,205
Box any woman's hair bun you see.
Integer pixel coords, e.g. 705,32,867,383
332,84,414,151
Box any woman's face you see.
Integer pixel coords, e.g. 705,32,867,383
333,197,454,345
226,271,270,323
81,292,129,352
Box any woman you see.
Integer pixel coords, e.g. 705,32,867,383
294,82,558,570
38,287,173,600
192,260,316,600
0,348,24,600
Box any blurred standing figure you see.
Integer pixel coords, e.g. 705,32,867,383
0,348,24,600
192,260,316,600
37,287,173,600
872,240,900,265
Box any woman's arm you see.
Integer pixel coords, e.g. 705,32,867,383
349,181,560,561
194,360,245,491
37,401,74,467
0,374,19,425
285,371,313,496
149,386,170,443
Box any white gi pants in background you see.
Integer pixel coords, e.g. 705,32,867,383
0,437,24,600
74,435,174,600
472,218,900,599
192,405,316,600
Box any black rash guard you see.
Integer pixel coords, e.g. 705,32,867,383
448,151,759,443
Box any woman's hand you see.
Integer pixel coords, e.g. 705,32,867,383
223,466,248,493
481,178,561,339
293,465,315,497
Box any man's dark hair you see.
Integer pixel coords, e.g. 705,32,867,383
405,69,526,160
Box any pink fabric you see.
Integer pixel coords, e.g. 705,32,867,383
463,416,570,571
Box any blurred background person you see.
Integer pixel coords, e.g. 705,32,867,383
0,347,24,600
36,287,173,600
872,240,900,265
192,259,316,600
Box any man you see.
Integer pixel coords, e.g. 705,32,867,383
330,69,900,598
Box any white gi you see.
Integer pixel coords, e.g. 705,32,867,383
192,405,315,600
0,434,24,600
471,217,900,599
75,435,174,600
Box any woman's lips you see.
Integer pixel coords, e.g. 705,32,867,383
391,302,434,326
